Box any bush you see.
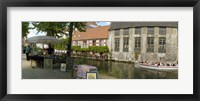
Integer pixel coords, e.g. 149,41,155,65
71,46,109,57
88,46,109,54
88,46,97,52
54,38,68,50
71,46,81,52
97,46,109,54
80,48,89,52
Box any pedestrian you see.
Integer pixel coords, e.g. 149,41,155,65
25,45,30,61
47,43,55,57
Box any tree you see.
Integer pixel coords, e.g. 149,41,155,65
32,22,68,37
54,38,69,50
66,22,87,57
22,22,30,37
32,22,87,57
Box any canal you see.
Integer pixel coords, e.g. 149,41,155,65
75,58,178,79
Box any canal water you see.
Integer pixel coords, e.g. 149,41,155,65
76,59,178,79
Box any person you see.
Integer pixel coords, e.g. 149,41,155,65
25,45,30,61
47,44,55,57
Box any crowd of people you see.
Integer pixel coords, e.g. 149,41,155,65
141,61,178,67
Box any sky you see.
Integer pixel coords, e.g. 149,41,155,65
27,23,46,38
27,22,111,38
96,22,111,26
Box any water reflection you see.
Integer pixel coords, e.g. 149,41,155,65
77,59,178,79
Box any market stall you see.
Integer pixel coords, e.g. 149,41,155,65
26,36,63,69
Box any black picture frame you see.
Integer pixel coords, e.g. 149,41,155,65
0,0,199,101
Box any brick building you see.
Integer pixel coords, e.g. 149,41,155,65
72,26,110,48
108,22,178,63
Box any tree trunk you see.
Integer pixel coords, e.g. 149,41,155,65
67,22,74,57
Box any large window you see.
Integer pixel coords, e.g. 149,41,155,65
115,30,120,36
159,27,166,35
159,37,166,53
123,37,129,52
114,38,120,52
147,27,154,34
134,37,141,53
135,27,141,34
123,29,129,36
147,37,154,52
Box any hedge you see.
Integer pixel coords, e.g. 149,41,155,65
72,46,109,53
71,46,81,52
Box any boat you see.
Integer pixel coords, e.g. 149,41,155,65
134,61,178,71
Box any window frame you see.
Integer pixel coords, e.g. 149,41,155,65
159,37,166,53
134,37,141,53
114,38,120,52
123,37,129,52
147,37,154,52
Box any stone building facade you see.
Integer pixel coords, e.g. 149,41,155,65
108,22,178,63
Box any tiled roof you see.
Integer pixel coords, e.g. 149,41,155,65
109,22,178,30
72,26,110,41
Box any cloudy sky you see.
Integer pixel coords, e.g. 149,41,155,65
27,22,111,38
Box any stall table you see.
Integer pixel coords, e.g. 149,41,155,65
29,55,67,69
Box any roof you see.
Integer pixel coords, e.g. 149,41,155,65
109,22,178,30
72,26,110,41
86,22,99,28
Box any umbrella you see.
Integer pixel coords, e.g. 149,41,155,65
26,36,62,44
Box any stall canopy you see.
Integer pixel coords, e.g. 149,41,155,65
26,36,62,44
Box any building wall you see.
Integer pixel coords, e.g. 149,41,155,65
108,27,178,63
72,39,108,48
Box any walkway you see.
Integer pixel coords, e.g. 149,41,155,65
22,54,116,79
22,54,72,79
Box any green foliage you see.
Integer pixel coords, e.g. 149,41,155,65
32,22,68,37
73,22,87,32
80,48,89,52
33,47,42,52
88,46,97,52
71,46,81,52
22,22,31,37
72,46,109,53
31,22,87,38
66,22,87,57
89,46,109,53
97,46,109,53
31,22,87,57
54,38,69,50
